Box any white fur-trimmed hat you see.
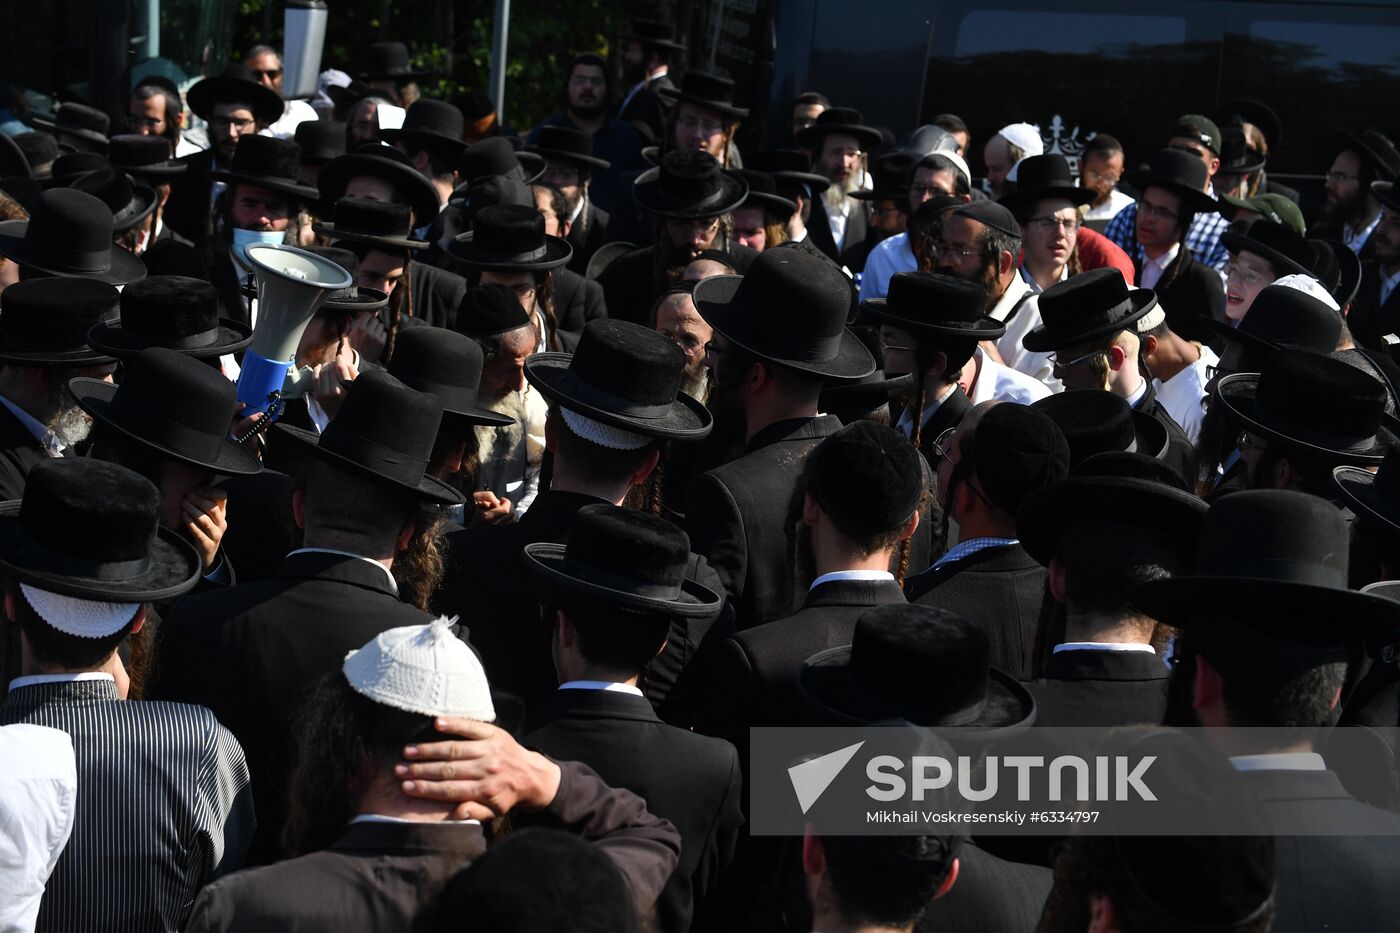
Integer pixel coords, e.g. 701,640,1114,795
342,618,496,721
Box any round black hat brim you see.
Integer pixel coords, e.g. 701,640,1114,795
86,318,253,361
0,219,147,287
273,423,465,504
522,544,722,618
1021,289,1160,353
1217,374,1389,465
524,353,713,441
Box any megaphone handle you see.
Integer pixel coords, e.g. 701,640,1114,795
233,394,286,446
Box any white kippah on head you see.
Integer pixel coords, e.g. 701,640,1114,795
1136,306,1167,332
561,407,652,450
1274,274,1341,311
342,617,496,721
998,123,1044,158
20,584,140,640
941,150,972,189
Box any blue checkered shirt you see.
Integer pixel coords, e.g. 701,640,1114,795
932,537,1020,570
1103,186,1230,274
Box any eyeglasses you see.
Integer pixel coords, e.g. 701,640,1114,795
1236,431,1268,453
250,68,282,80
871,204,904,218
910,184,951,199
931,240,980,261
1137,200,1180,223
703,340,728,362
1225,261,1271,288
825,147,865,161
1082,168,1120,185
930,426,958,465
678,114,725,137
671,217,722,236
1048,347,1108,371
125,114,164,130
208,116,256,131
1029,215,1080,234
1325,171,1360,184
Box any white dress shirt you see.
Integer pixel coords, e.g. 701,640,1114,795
895,383,957,439
1230,752,1327,772
1139,242,1181,290
558,680,645,696
287,547,398,594
987,277,1060,391
809,569,895,590
1083,188,1134,222
0,723,77,933
1153,344,1217,445
263,99,319,140
0,392,64,457
968,347,1052,407
1053,641,1156,654
826,198,851,253
1380,265,1400,306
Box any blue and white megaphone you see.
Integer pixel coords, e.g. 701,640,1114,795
236,243,353,418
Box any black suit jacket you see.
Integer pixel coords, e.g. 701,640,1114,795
1136,248,1226,349
163,147,217,248
566,202,612,275
807,196,868,264
207,247,251,328
435,490,729,719
618,75,676,142
552,266,609,350
408,259,468,332
1344,260,1400,351
152,551,451,864
1134,380,1196,483
526,689,743,933
696,577,907,742
0,401,52,501
1027,648,1170,727
917,843,1052,933
1241,768,1400,932
685,415,846,630
916,386,971,464
596,245,660,327
905,543,1048,680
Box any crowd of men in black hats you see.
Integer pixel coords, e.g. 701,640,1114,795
4,16,1400,933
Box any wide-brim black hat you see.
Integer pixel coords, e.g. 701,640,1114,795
0,220,146,287
1126,164,1219,215
524,352,712,440
1000,183,1096,213
86,315,252,360
69,173,159,235
186,69,284,126
0,498,201,603
450,230,572,272
732,172,798,217
30,113,109,150
69,378,261,476
317,149,442,228
359,41,430,81
1217,372,1392,464
209,165,319,204
311,219,428,252
799,645,1035,733
819,370,916,412
1327,238,1363,309
1022,289,1159,352
1017,476,1207,566
695,273,874,380
657,84,748,120
0,131,29,180
859,298,1006,340
1336,462,1400,534
997,153,1096,214
1219,229,1312,278
796,111,883,153
632,163,749,219
522,542,721,618
528,139,609,171
275,423,462,503
1132,571,1400,635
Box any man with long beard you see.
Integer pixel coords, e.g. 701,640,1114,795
796,108,882,262
1309,129,1400,260
0,278,120,499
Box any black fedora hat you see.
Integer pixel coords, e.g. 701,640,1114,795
449,203,572,272
458,283,531,338
730,169,796,217
325,79,390,111
1126,148,1220,215
107,134,186,181
68,169,158,235
87,275,252,360
527,125,609,171
1217,125,1266,175
296,245,389,312
71,347,261,476
0,131,28,180
998,153,1095,214
1335,448,1400,539
799,604,1035,730
796,106,882,153
525,503,721,617
276,369,464,504
525,318,712,440
31,102,110,150
1017,475,1207,567
1024,268,1159,352
1338,129,1400,181
1371,179,1400,216
849,151,920,203
294,119,348,164
141,239,209,280
1217,349,1392,464
0,277,118,366
210,135,320,203
317,143,441,228
1326,238,1363,309
1219,219,1312,278
446,173,534,220
818,326,916,419
313,196,429,252
14,133,59,178
1218,98,1282,149
1200,284,1342,358
459,136,544,185
187,63,284,126
694,247,875,380
658,71,748,120
0,458,202,602
388,325,514,427
860,271,1004,340
1031,390,1170,468
748,148,830,196
41,151,110,189
360,40,430,81
619,20,687,52
381,99,468,156
632,149,748,220
1131,489,1400,632
0,188,147,285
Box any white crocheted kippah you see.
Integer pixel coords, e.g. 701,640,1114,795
561,407,652,450
21,584,140,640
1274,274,1341,311
342,617,496,721
998,122,1043,158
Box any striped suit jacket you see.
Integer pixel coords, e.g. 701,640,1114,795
0,677,256,933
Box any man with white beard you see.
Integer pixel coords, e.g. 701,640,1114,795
653,281,712,402
797,107,883,262
0,278,121,499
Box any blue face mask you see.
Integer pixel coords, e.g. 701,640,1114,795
232,227,287,266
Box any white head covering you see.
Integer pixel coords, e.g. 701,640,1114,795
561,408,652,450
314,69,351,111
940,150,973,190
998,123,1044,158
343,618,496,720
0,724,76,933
1274,274,1341,311
20,584,139,639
